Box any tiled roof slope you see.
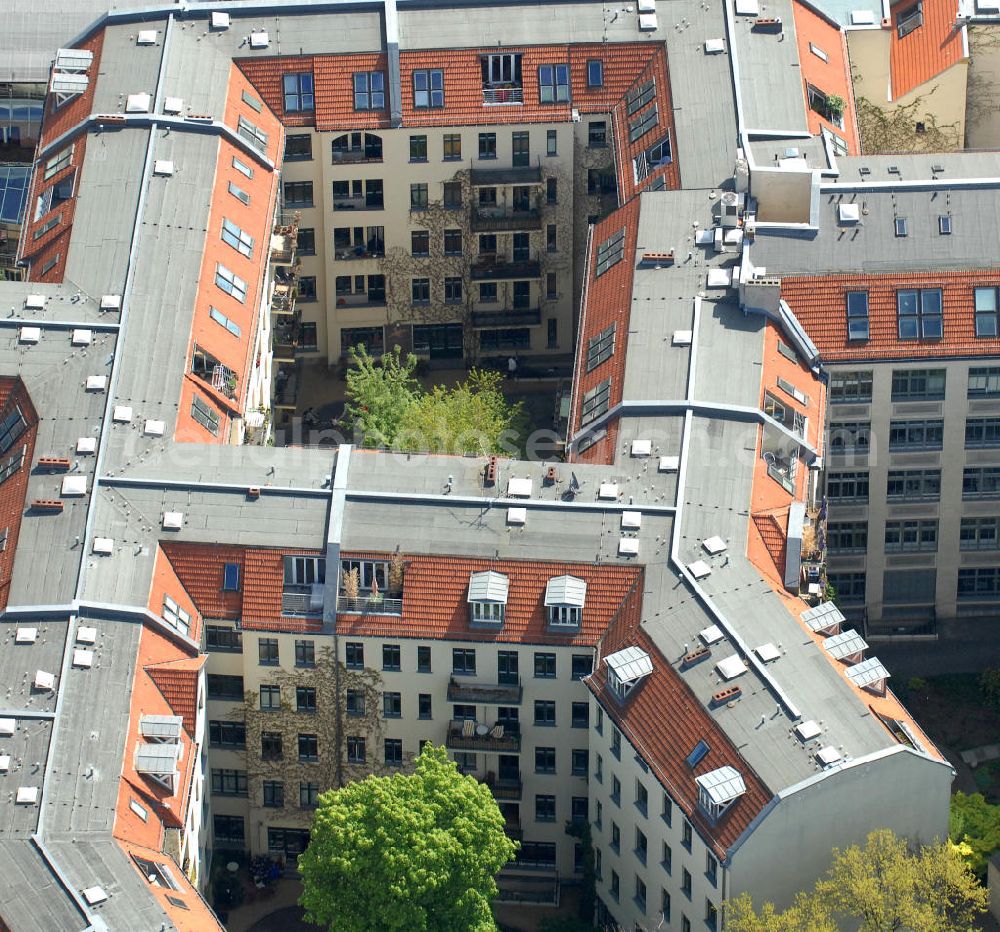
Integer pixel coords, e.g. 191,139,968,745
587,627,772,859
791,0,859,153
337,552,642,645
0,380,37,611
146,657,205,740
781,269,1000,361
890,0,965,100
569,196,642,464
161,541,246,619
149,546,203,643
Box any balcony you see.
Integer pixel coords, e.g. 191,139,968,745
484,774,523,801
470,206,541,233
482,85,523,105
337,595,403,616
271,282,297,316
335,293,386,311
281,587,323,617
470,166,542,187
332,195,383,212
331,148,383,164
472,308,541,329
335,247,385,262
470,258,541,281
445,720,521,753
447,677,522,704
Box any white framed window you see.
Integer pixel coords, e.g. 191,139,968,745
44,146,73,181
162,594,191,635
209,307,241,337
232,156,253,179
221,218,253,257
470,601,504,623
215,263,247,302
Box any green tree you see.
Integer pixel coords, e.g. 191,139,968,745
726,829,988,932
344,347,525,454
298,743,517,932
951,791,1000,877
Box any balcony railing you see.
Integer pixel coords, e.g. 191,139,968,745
337,595,403,616
472,308,541,329
447,677,522,704
483,85,523,105
335,247,385,262
271,282,297,316
484,774,523,801
470,207,542,232
333,195,383,211
335,294,387,310
281,588,323,616
470,258,541,281
331,148,383,164
445,720,521,753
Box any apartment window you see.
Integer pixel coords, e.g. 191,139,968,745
444,277,463,303
284,180,313,208
535,746,556,774
383,691,402,718
961,517,1000,551
546,224,557,252
571,748,589,776
410,183,428,210
443,228,462,256
611,728,622,760
629,104,658,143
207,674,243,700
215,263,247,302
587,59,604,86
512,131,529,167
263,780,284,808
682,820,693,852
417,646,432,673
479,132,497,159
228,181,250,205
809,42,829,61
452,648,476,675
258,638,279,666
261,731,283,761
206,625,242,652
884,520,938,553
384,738,403,766
232,156,253,178
636,781,648,816
827,471,869,502
611,775,622,806
547,129,557,156
827,521,868,554
897,1,923,37
480,282,498,303
293,640,315,668
611,869,620,901
662,841,673,874
283,72,314,112
830,370,873,403
534,700,556,726
892,368,946,400
380,643,401,672
345,642,364,669
191,396,220,436
897,288,943,339
571,702,589,729
346,688,365,717
347,736,366,764
454,703,476,721
706,900,719,931
411,278,430,305
418,693,432,719
295,228,316,257
662,793,673,826
411,230,430,257
211,769,248,796
682,918,691,932
662,889,672,921
538,64,570,103
209,721,246,748
939,215,952,235
221,218,253,258
958,567,1000,600
413,69,444,108
889,419,943,451
260,685,281,711
43,146,73,180
827,572,866,603
546,180,558,209
284,133,312,161
887,469,940,501
595,753,603,781
588,121,607,148
975,287,1000,337
443,181,462,209
635,827,648,867
967,417,1000,448
546,272,558,301
682,868,693,898
611,822,621,853
443,133,461,160
214,815,245,847
846,291,869,340
534,652,556,678
535,794,556,822
409,134,428,162
353,71,385,110
296,686,317,713
299,781,320,809
965,467,1000,500
969,367,1000,397
298,734,319,762
237,116,268,153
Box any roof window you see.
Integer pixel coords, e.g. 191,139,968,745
686,739,710,768
696,766,746,821
468,571,508,625
604,646,652,702
846,290,869,340
545,575,586,628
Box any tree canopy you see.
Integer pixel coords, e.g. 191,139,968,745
726,829,988,932
298,743,517,932
344,345,525,454
951,791,1000,878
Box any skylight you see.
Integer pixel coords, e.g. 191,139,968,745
595,229,626,277
686,739,710,768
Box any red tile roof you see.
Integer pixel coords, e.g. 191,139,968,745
146,657,205,739
781,270,1000,361
587,625,772,858
751,509,788,581
160,542,244,619
889,0,964,101
337,552,642,646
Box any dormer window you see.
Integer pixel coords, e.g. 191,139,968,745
695,766,746,821
604,646,652,702
545,575,586,629
468,571,508,626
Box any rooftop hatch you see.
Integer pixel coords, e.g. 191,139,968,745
605,645,653,701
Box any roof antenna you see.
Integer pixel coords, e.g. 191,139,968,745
445,475,454,494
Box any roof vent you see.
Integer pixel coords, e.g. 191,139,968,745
136,30,157,45
153,160,174,176
15,786,39,805
125,92,151,113
704,37,725,53
598,482,619,500
210,11,231,29
838,203,860,223
850,8,875,23
506,476,532,498
630,439,651,457
0,718,15,736
506,506,526,525
76,436,97,453
249,31,270,49
72,649,94,668
715,654,748,680
85,375,107,392
163,97,183,115
605,645,653,701
816,745,842,766
699,624,724,645
144,420,165,436
755,642,781,663
72,329,92,346
696,765,746,820
25,294,45,311
658,455,679,472
100,294,121,311
92,537,114,555
76,626,97,644
621,510,642,530
112,405,133,424
33,670,55,690
795,719,822,741
61,475,87,496
19,327,40,344
82,887,108,906
688,559,712,579
618,537,639,556
702,536,727,555
15,627,37,644
0,756,9,772
672,329,694,345
162,511,183,530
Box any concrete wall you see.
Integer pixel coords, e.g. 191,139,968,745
728,748,952,909
966,26,1000,149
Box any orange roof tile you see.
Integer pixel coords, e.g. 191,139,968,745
242,547,325,632
161,542,245,619
337,552,642,646
587,626,772,858
781,270,1000,361
148,546,203,643
36,30,104,151
889,0,964,101
146,657,205,739
791,0,860,154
